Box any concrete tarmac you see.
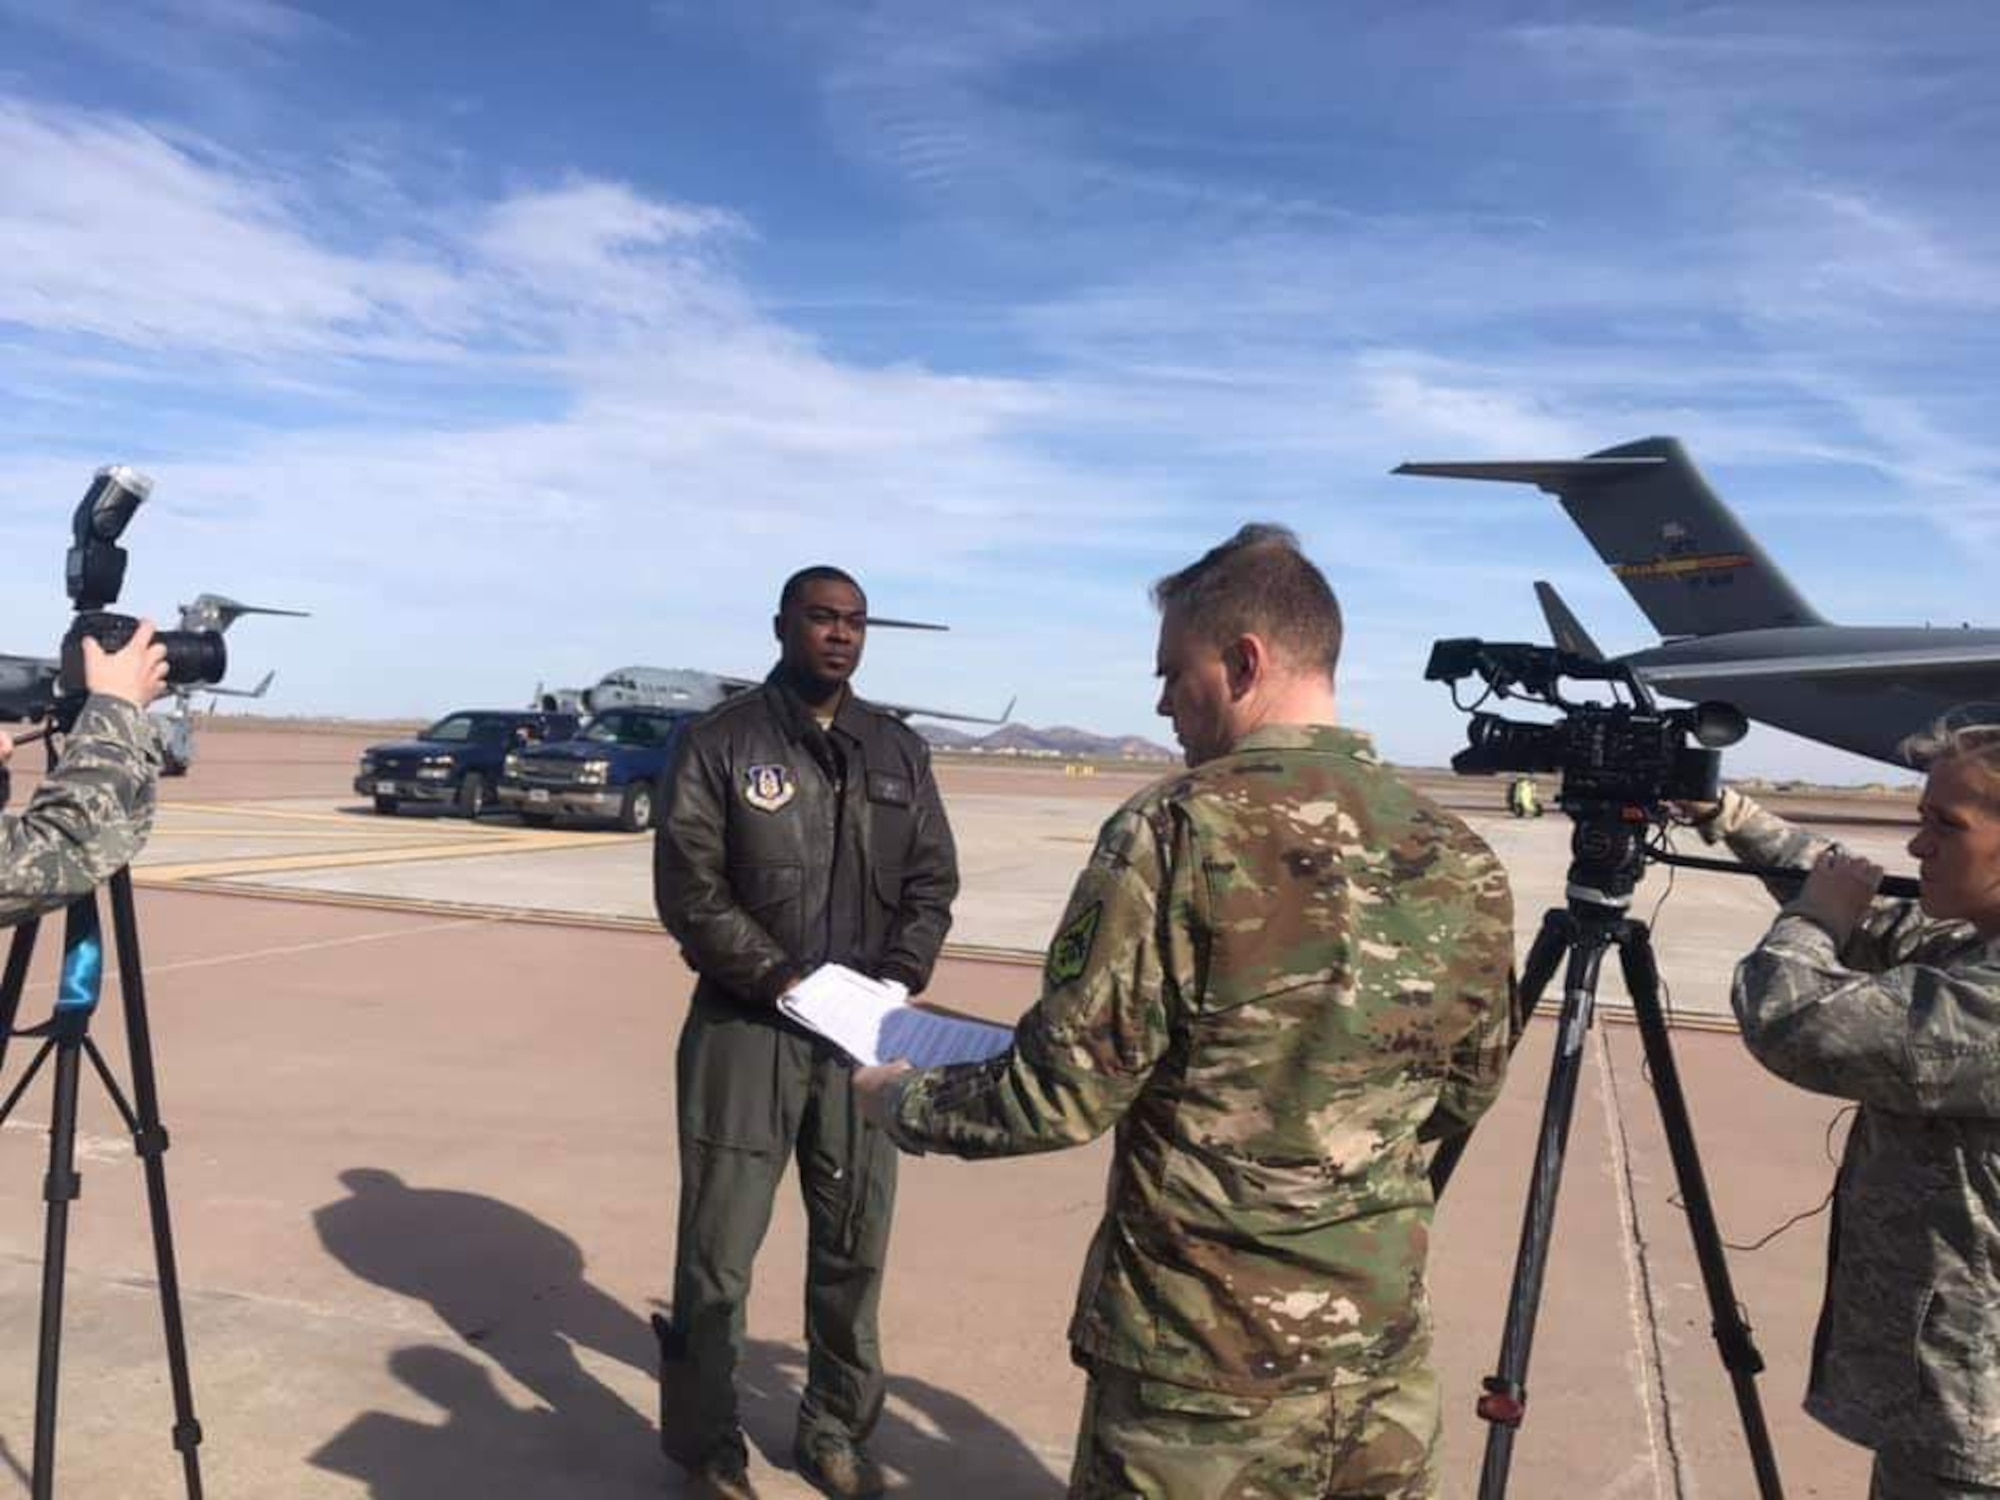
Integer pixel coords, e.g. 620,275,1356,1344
0,726,1909,1496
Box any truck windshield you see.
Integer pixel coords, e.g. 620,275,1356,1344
422,715,516,744
580,711,674,747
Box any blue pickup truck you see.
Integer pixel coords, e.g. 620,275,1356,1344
496,706,692,831
356,709,581,818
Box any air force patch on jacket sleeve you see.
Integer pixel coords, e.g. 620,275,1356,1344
1046,901,1102,986
742,764,797,813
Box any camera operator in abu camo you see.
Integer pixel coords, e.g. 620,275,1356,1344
1692,712,2000,1500
0,623,168,928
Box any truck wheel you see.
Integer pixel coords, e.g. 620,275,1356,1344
618,783,655,833
373,795,399,816
520,811,555,829
456,772,487,820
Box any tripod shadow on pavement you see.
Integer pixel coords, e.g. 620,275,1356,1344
308,1167,658,1496
307,1167,1061,1497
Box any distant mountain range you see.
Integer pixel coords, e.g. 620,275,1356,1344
916,720,1178,761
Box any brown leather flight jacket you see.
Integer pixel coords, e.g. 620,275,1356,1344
654,676,958,1010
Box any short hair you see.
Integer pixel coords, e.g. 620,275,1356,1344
778,565,864,615
1900,706,2000,802
1151,523,1342,678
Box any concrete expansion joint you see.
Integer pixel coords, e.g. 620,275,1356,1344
1594,1025,1684,1500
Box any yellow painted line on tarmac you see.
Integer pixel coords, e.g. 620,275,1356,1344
135,827,631,884
150,826,454,841
145,879,667,932
164,800,420,828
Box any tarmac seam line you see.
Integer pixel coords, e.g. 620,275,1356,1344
1595,1024,1680,1500
0,916,503,1013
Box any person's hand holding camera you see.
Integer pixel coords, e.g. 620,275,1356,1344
1792,846,1883,943
83,619,169,709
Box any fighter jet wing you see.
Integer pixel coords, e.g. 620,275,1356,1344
1638,645,2000,684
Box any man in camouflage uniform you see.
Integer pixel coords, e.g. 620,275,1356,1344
0,622,167,927
855,526,1516,1499
1695,716,2000,1500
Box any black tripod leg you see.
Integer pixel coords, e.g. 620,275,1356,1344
1618,925,1784,1499
0,915,42,1075
1431,910,1573,1197
29,1031,83,1500
105,870,204,1498
1477,925,1605,1500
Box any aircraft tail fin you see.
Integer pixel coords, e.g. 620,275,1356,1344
1396,436,1825,638
1533,582,1604,661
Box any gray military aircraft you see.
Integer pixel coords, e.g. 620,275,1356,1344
538,665,1014,726
1395,436,2000,766
154,593,311,773
535,614,1013,726
0,593,308,774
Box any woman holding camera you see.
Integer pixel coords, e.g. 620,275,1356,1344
1693,713,2000,1500
0,621,169,928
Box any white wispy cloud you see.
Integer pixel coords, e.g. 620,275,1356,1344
0,0,332,90
4,2,1999,784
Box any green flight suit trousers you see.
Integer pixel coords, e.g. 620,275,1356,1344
669,999,899,1456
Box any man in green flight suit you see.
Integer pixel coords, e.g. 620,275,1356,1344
855,526,1517,1499
655,567,960,1500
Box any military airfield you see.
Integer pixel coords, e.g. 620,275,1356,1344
0,721,1918,1498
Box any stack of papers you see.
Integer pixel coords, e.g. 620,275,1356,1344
778,964,1015,1069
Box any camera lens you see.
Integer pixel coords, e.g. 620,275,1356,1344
1466,713,1564,772
158,630,226,687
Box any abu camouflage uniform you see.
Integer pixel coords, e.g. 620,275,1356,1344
888,725,1516,1498
0,697,160,929
1704,789,2000,1493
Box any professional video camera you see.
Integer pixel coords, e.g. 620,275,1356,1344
0,467,228,729
1424,637,1790,1498
1425,638,1746,814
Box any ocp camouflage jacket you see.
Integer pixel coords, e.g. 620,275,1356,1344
892,724,1516,1394
1708,790,2000,1480
0,696,160,929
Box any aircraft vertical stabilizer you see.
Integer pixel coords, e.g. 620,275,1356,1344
1532,582,1604,661
1396,437,1825,639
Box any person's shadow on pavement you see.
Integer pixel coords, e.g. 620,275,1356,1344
310,1167,1062,1496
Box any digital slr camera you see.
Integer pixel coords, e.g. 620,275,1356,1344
42,468,227,720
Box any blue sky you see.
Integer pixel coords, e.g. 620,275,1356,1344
1,0,1996,780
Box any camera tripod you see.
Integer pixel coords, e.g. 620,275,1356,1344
1432,814,1784,1500
0,866,204,1499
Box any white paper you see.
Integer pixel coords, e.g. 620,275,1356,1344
778,963,1015,1069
